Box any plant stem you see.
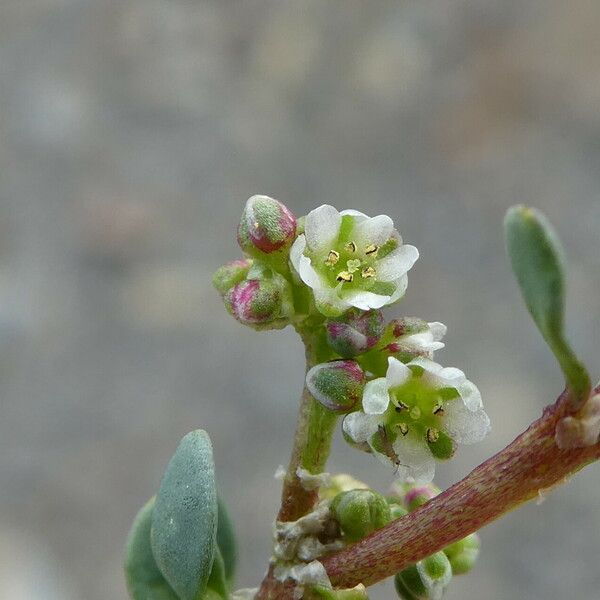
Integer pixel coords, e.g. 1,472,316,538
277,329,338,522
257,384,600,598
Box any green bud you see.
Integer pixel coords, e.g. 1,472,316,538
444,532,480,575
394,565,427,600
418,552,452,598
331,489,391,542
212,259,252,296
306,360,366,413
224,270,293,330
237,195,297,256
390,482,441,512
326,309,384,358
395,552,452,600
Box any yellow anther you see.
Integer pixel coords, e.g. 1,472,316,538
361,266,376,278
365,244,379,256
325,250,340,266
345,241,357,253
398,423,409,436
426,428,440,443
433,405,445,416
336,271,353,283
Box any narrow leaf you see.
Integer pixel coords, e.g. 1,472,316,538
217,497,237,584
124,497,179,600
152,430,218,600
505,205,590,404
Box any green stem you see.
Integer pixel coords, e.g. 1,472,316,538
277,328,337,522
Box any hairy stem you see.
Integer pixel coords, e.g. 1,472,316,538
257,384,600,598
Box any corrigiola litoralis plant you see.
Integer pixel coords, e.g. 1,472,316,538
124,196,598,600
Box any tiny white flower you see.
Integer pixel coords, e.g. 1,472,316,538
343,356,490,482
380,318,447,359
290,205,419,316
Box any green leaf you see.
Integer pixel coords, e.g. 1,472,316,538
504,206,590,403
151,430,218,600
206,548,228,599
216,496,237,584
124,497,179,600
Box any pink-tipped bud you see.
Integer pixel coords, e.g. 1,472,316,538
391,482,441,512
326,309,385,358
212,258,252,296
237,195,296,255
306,360,366,413
225,277,290,328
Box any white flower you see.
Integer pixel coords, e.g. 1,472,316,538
290,205,419,316
343,356,490,482
381,319,447,359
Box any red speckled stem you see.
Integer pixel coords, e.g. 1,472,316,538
256,385,600,598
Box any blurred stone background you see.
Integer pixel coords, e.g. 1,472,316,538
0,1,599,598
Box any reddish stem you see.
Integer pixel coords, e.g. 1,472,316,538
257,385,600,598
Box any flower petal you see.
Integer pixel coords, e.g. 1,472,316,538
442,401,490,444
386,357,411,388
298,255,323,289
352,215,394,248
362,378,390,414
456,379,483,410
339,209,368,219
343,411,380,443
289,235,306,273
376,245,419,281
344,289,392,310
392,431,436,483
428,322,447,342
305,205,341,255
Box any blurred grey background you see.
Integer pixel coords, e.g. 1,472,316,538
0,1,599,599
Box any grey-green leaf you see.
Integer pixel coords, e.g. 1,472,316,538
505,206,590,404
124,497,180,600
217,496,237,584
151,430,218,600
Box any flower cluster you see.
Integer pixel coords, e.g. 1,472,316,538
214,197,490,484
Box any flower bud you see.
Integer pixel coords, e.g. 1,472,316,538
212,258,252,296
390,482,441,512
225,276,291,329
326,309,385,358
237,195,296,255
331,489,391,542
388,502,409,521
395,552,452,600
306,360,365,413
444,532,480,575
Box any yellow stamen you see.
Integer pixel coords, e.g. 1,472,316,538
345,241,357,253
398,423,409,436
426,428,440,443
365,244,379,256
336,271,353,283
325,250,340,266
361,266,376,278
433,405,445,416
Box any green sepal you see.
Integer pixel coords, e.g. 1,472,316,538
394,565,426,600
124,497,180,600
217,496,237,584
151,430,218,600
505,206,590,404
